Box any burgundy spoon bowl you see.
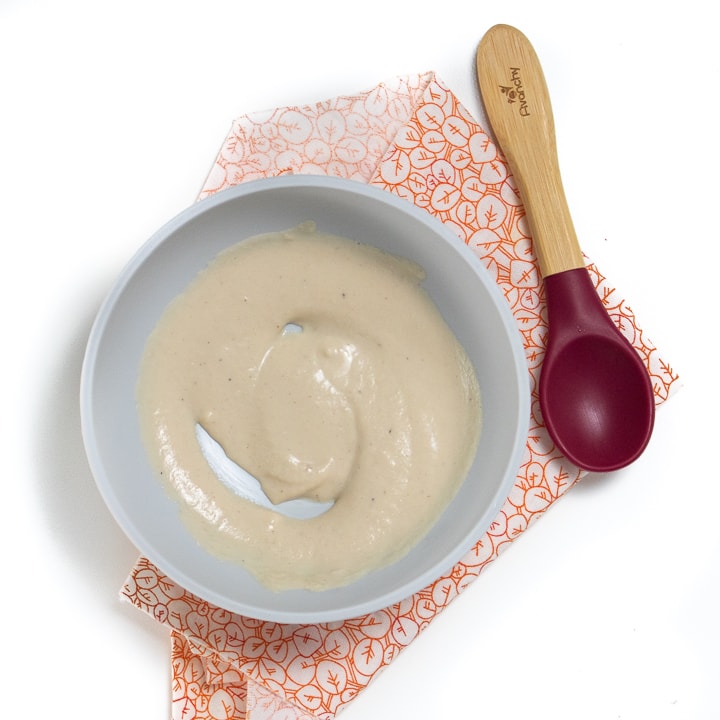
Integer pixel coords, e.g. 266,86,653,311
540,268,655,471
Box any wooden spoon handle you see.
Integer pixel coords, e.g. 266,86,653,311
476,24,584,278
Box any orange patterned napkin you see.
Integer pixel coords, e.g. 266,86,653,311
121,72,679,720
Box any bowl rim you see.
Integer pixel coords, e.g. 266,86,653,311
80,174,530,622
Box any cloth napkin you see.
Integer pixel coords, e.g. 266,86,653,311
121,72,679,720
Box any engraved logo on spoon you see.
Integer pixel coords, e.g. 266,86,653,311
499,68,531,116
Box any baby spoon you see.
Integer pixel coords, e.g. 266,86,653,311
476,24,655,472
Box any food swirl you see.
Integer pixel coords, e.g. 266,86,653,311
137,224,482,590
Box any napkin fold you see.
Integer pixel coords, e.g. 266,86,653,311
121,72,679,720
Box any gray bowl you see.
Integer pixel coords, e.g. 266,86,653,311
80,175,529,623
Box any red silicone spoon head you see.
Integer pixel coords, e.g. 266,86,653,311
539,268,655,472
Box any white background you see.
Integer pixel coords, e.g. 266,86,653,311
1,0,717,717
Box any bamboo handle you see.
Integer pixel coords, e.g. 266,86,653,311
476,24,584,278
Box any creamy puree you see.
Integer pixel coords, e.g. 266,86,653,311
137,223,482,591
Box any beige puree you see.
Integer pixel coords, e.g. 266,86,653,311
137,224,482,591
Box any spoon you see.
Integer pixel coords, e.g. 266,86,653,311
476,24,655,472
196,424,334,519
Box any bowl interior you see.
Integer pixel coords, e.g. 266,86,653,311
81,175,529,623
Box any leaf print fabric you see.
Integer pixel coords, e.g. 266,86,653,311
122,72,679,720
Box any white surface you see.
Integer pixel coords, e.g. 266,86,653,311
1,0,716,717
